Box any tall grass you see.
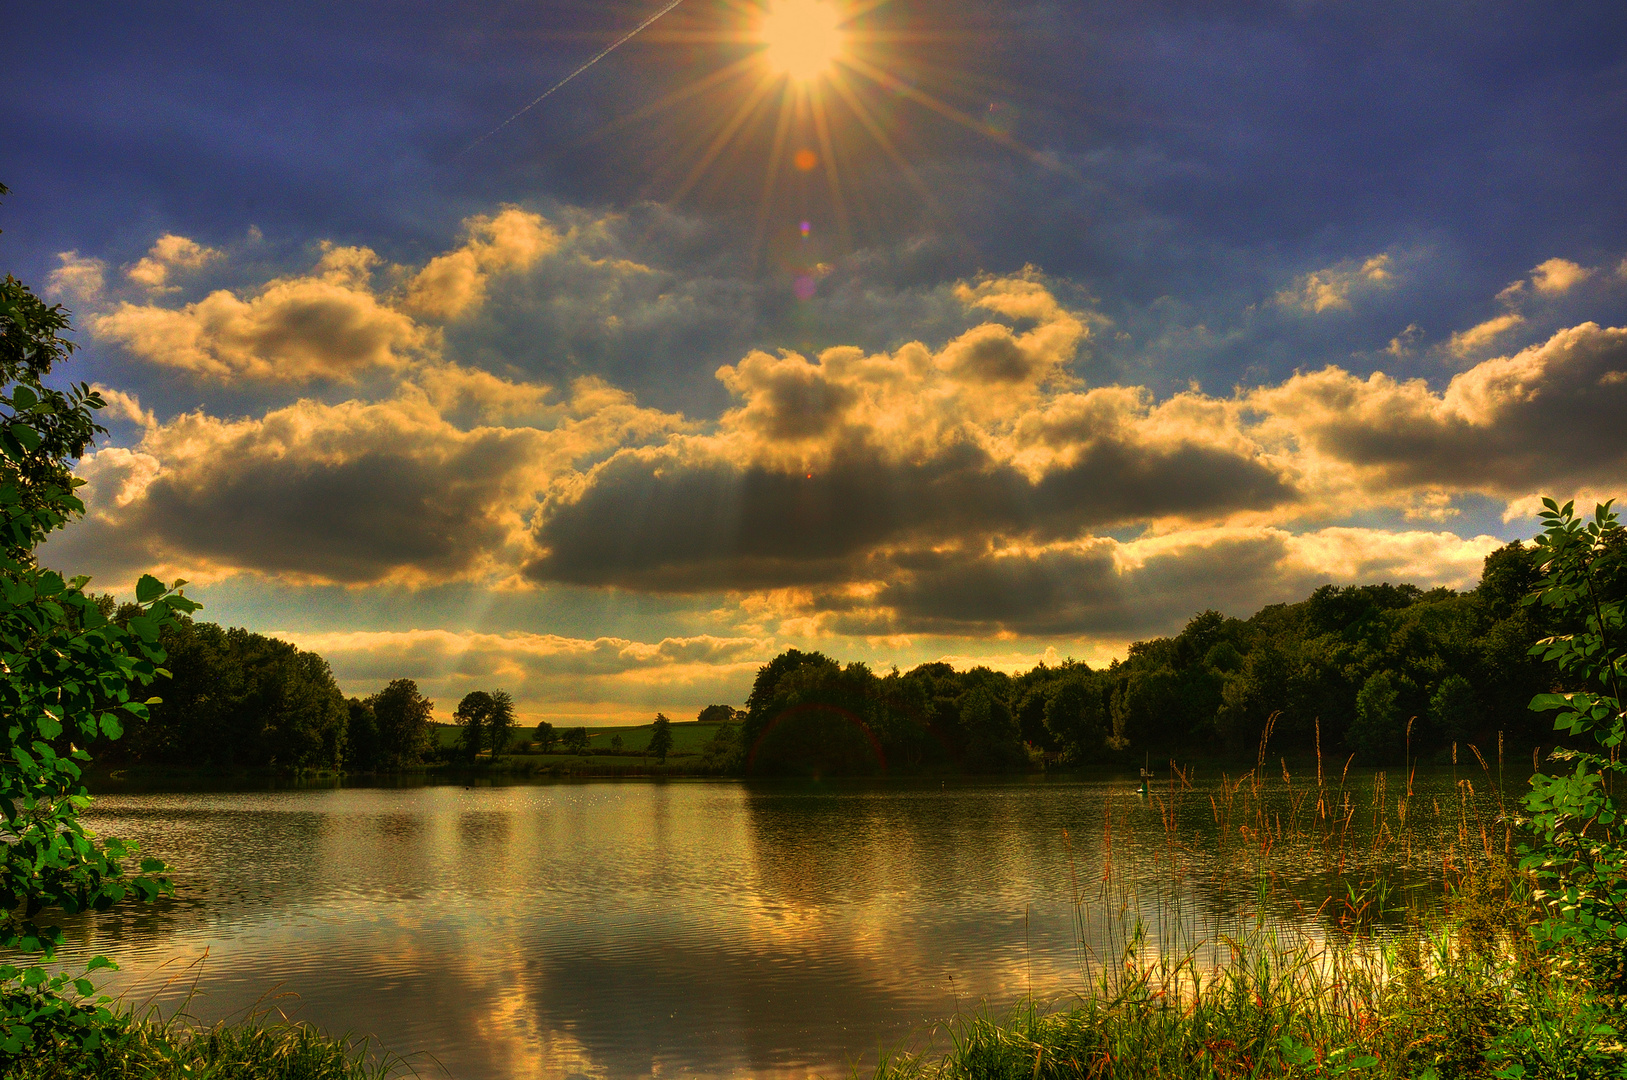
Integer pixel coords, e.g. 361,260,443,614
875,730,1627,1079
15,1014,403,1079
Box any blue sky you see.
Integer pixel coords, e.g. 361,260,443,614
5,0,1626,724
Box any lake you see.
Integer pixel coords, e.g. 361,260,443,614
53,768,1517,1078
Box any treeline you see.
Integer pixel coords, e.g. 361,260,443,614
92,528,1622,777
92,601,437,772
732,537,1625,775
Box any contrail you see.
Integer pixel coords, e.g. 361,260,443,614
461,0,690,156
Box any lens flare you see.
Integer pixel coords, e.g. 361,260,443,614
760,0,846,81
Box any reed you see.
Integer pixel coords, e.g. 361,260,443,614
874,753,1627,1080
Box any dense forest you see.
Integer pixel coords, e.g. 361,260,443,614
736,535,1624,775
86,530,1622,776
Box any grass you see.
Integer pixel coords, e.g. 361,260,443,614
15,1012,401,1079
870,733,1627,1079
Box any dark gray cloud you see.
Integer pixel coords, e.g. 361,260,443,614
525,434,1297,592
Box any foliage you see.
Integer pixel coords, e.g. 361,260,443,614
486,689,515,756
1518,499,1627,949
365,679,433,770
15,1013,398,1079
696,703,742,724
0,189,199,1065
733,546,1554,774
105,618,348,771
454,690,493,762
532,720,557,752
560,726,588,754
648,713,673,763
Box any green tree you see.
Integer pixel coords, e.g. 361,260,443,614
533,720,557,752
610,733,624,753
346,698,379,771
560,725,588,754
1348,670,1406,764
697,703,740,725
648,713,674,763
487,689,516,757
367,679,433,769
454,690,493,762
1429,673,1477,744
1,190,198,1062
1519,499,1627,948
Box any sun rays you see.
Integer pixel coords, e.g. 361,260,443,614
546,0,1056,269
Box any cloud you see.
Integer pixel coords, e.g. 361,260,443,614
84,211,559,383
1253,321,1627,495
1385,323,1423,357
1529,257,1593,295
404,207,560,320
1447,311,1524,356
777,525,1500,638
1274,254,1393,314
275,628,770,721
46,252,106,301
46,374,687,589
526,275,1298,591
126,234,222,291
90,245,434,382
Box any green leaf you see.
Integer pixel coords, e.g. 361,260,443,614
134,574,165,603
98,714,123,740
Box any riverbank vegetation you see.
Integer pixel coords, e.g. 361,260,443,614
871,499,1627,1079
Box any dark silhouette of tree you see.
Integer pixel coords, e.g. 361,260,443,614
454,690,494,762
533,721,557,751
648,714,673,762
488,689,516,756
347,698,380,771
368,679,433,769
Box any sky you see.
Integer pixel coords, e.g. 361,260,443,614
4,0,1626,726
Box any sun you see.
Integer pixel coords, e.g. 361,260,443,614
759,0,847,81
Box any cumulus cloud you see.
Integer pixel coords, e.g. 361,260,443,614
764,525,1501,638
1253,321,1627,495
274,629,771,722
90,245,434,382
1529,257,1593,295
1275,254,1393,314
404,207,560,320
1447,311,1524,356
526,274,1298,591
126,234,221,291
46,373,688,589
46,252,106,301
83,210,559,383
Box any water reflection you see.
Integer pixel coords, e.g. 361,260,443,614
34,771,1521,1079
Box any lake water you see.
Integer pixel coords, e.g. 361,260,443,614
52,769,1517,1078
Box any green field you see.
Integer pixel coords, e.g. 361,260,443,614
432,718,738,757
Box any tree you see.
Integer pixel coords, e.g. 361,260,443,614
368,679,433,769
1,188,198,1062
648,713,674,762
610,733,624,753
1519,499,1627,948
346,698,380,771
697,703,740,725
560,726,588,754
533,721,557,752
487,689,516,757
1429,674,1477,744
1348,670,1405,764
454,690,493,762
